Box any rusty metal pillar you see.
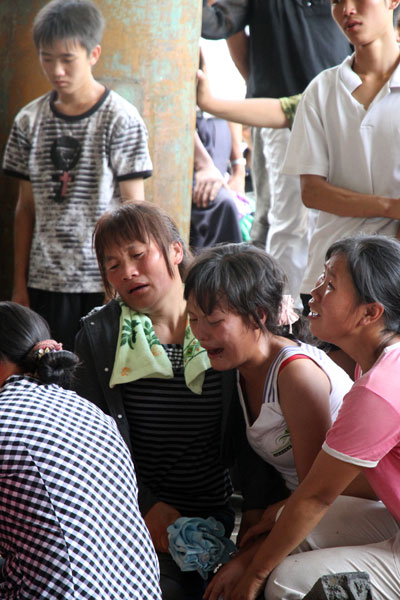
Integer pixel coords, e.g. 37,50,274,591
0,0,201,300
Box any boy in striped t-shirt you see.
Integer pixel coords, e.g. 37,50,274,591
3,0,152,350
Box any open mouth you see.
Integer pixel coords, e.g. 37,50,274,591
128,283,149,294
308,311,320,318
207,347,224,357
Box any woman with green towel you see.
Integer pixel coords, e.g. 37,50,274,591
73,201,287,600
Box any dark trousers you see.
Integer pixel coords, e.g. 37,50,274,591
28,288,104,351
190,188,242,250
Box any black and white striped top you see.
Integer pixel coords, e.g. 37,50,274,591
2,89,152,293
0,375,161,600
123,344,233,513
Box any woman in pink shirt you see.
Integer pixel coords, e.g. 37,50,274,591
205,235,400,600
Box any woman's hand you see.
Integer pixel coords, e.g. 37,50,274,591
196,61,213,113
203,552,250,600
240,501,285,548
193,163,228,208
144,501,181,553
230,571,267,600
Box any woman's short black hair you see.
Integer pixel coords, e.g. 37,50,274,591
0,302,78,389
94,201,192,299
184,243,310,340
326,235,400,335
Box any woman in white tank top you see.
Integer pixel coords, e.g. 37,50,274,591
186,244,354,511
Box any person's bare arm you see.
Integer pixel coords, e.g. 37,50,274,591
144,501,181,553
227,121,245,194
278,359,333,484
119,178,145,202
229,452,362,600
342,472,378,500
226,30,249,81
197,68,289,129
13,180,35,307
237,359,336,551
204,534,267,600
301,174,400,219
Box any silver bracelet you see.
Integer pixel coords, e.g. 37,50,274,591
230,157,246,167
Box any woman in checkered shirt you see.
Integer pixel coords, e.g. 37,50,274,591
0,301,161,600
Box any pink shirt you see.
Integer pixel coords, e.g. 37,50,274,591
323,343,400,522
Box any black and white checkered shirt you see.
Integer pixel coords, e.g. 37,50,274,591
0,375,161,599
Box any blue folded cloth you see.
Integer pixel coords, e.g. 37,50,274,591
167,516,237,580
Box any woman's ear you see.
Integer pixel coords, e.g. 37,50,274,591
358,302,384,326
251,307,267,329
170,241,184,266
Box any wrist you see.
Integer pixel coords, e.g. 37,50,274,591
230,157,246,168
230,165,246,177
194,156,215,172
13,276,28,288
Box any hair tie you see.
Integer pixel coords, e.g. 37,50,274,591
277,295,300,334
33,339,63,359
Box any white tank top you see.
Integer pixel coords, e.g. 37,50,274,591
237,342,353,491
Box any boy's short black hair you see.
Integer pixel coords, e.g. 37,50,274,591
33,0,105,55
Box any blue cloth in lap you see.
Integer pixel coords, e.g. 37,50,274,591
167,516,236,580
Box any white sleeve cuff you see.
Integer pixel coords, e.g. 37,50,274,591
322,441,378,468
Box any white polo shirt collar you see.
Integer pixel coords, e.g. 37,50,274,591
339,52,400,95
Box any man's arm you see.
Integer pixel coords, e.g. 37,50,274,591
202,0,249,39
13,180,35,307
226,30,249,80
119,178,145,202
301,174,400,219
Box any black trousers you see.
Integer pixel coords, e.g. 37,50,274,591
28,288,104,351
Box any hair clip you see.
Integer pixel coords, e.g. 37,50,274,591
277,295,300,334
33,339,63,359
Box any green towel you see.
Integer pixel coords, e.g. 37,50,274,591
110,303,211,395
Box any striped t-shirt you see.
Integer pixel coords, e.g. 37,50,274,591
122,344,233,513
3,88,152,293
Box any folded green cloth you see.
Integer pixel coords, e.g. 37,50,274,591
109,303,211,394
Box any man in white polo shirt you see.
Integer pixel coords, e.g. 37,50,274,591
283,0,400,313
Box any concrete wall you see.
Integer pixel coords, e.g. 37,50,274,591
0,0,201,300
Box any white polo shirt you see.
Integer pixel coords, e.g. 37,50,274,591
283,54,400,294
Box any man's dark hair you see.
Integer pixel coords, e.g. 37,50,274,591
33,0,105,54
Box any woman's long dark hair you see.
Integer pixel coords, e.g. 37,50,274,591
0,302,78,389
